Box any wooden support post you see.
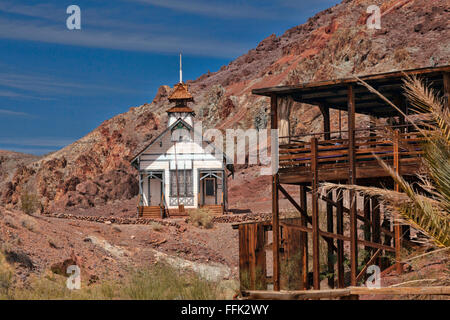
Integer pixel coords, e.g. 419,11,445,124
299,185,309,290
326,193,334,288
321,104,334,288
311,137,320,290
336,190,345,288
319,105,331,141
272,175,280,290
348,85,358,286
271,94,281,291
363,196,371,256
444,72,450,109
393,130,402,274
372,197,381,245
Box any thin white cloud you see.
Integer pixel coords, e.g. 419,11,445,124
128,0,276,19
0,147,56,155
0,137,75,147
0,2,59,21
0,108,33,117
0,72,139,96
0,17,246,58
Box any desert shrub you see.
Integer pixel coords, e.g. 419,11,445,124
112,225,122,233
189,208,214,229
239,266,266,291
0,252,13,299
3,216,17,229
21,216,38,232
281,250,303,290
20,192,40,215
150,222,162,232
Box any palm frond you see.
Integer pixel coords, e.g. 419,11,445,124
403,76,450,143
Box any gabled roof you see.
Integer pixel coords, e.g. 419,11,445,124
130,118,233,169
168,82,194,103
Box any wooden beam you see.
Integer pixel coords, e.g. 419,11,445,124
356,249,382,283
311,137,320,290
348,85,358,286
279,185,337,252
313,188,395,239
299,185,309,290
349,286,450,296
280,223,395,252
242,289,352,300
242,286,450,300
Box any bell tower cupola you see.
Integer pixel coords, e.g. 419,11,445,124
167,53,195,127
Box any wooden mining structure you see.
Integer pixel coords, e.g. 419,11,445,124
234,65,450,293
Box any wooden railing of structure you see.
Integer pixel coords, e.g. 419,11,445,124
278,128,425,178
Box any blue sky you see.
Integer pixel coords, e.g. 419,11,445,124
0,0,340,155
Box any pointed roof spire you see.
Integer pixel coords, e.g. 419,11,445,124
168,53,194,108
179,52,183,84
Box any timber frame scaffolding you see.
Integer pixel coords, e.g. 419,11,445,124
234,65,450,294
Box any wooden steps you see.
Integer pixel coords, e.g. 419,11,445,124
138,206,164,218
201,205,224,216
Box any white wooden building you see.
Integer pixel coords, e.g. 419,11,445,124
131,82,232,218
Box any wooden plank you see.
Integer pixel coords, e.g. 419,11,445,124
239,225,249,290
282,224,303,290
349,286,450,296
311,137,320,290
242,289,352,300
242,286,450,300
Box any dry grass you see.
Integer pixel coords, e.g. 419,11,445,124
0,257,228,300
21,216,38,232
189,208,214,229
3,216,17,229
149,222,163,232
20,192,40,215
0,253,13,299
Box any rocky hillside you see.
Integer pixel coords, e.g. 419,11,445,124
1,0,448,212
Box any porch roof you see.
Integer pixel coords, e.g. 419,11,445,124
252,65,450,117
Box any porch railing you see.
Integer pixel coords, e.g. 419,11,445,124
279,128,425,172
